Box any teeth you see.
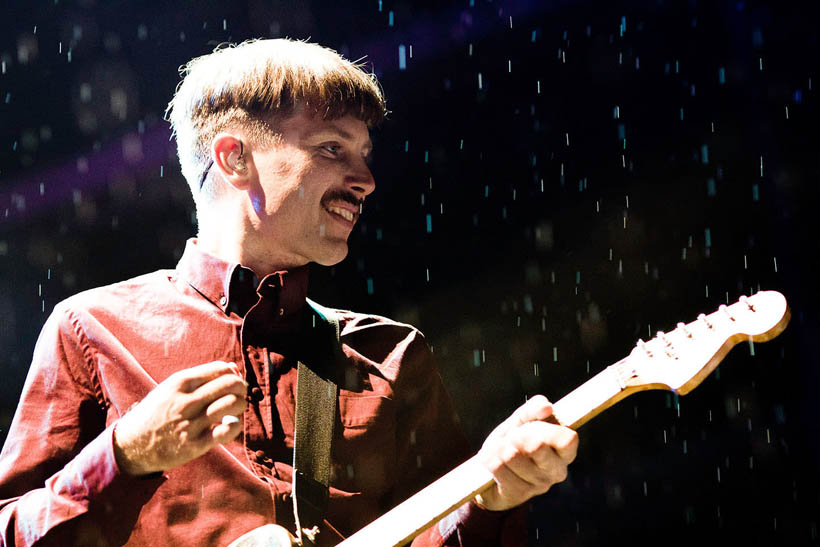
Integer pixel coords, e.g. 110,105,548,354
327,206,355,222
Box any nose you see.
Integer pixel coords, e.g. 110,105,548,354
344,159,376,198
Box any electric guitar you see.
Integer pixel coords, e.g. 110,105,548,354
228,290,791,547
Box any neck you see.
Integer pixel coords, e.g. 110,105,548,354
196,203,308,277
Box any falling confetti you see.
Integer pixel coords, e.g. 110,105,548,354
0,2,816,545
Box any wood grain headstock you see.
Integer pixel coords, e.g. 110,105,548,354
624,290,790,395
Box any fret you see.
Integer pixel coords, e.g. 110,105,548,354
330,291,790,547
552,357,635,429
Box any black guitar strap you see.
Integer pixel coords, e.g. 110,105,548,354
291,299,342,546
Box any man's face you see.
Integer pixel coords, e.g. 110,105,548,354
246,107,375,268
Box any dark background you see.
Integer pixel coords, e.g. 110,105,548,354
1,0,818,544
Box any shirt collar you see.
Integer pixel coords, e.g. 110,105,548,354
175,238,309,316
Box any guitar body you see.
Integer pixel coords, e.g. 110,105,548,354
226,524,296,547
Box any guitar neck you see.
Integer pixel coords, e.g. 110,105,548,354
337,359,634,547
332,291,791,546
336,455,494,547
552,356,641,428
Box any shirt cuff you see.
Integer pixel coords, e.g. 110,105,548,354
437,499,512,543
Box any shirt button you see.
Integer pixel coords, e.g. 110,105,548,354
250,387,263,401
280,493,290,503
219,296,227,306
254,450,266,460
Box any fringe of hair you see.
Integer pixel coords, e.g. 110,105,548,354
165,38,388,201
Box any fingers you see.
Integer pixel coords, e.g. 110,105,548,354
112,362,247,476
494,395,554,437
489,457,549,500
174,361,242,392
209,416,243,445
515,421,579,465
486,422,576,479
205,393,247,422
514,395,555,424
188,392,247,436
184,363,247,445
200,395,245,445
478,418,579,510
184,368,248,418
505,425,574,485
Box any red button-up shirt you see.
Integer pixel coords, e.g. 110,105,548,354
0,240,522,546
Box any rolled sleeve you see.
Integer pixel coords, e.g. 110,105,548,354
0,306,163,545
435,500,526,547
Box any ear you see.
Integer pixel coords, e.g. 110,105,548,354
211,133,252,190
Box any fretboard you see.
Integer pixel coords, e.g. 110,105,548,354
552,357,635,428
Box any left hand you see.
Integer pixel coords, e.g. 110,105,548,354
474,395,578,511
113,361,248,476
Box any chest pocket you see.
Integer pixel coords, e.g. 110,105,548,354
332,394,397,496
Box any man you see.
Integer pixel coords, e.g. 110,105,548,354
0,39,577,546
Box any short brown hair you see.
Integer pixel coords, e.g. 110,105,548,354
166,38,387,203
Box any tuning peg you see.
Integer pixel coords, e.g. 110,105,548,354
676,322,693,338
719,304,736,321
697,313,713,329
739,295,755,311
637,339,654,357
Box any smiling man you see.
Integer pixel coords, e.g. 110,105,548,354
0,39,577,546
195,107,376,276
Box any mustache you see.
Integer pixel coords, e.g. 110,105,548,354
322,189,364,212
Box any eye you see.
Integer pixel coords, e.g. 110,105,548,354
320,143,342,156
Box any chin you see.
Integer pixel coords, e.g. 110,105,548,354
312,244,349,267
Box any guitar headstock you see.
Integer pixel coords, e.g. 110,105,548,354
622,291,790,395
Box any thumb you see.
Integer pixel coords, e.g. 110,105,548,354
494,395,554,436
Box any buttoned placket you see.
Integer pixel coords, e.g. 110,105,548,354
236,271,307,536
240,279,284,481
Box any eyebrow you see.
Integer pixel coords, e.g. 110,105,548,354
304,125,373,152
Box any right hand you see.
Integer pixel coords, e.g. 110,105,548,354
112,361,248,476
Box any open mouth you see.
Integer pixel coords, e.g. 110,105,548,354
324,204,357,224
